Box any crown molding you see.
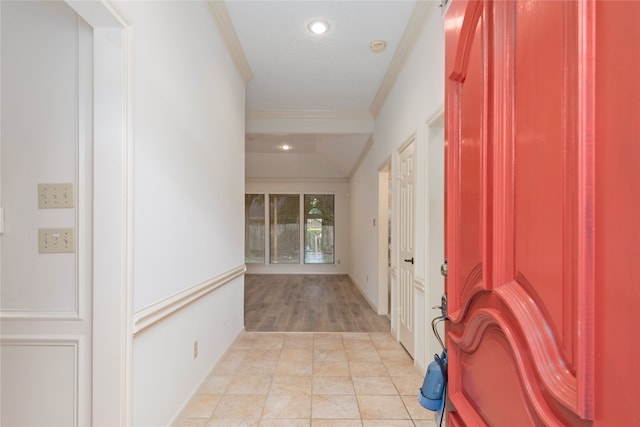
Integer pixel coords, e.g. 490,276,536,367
370,1,436,117
349,135,374,179
67,1,127,28
207,1,253,84
247,110,374,121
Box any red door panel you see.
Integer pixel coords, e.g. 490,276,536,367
444,0,600,425
445,0,486,322
513,0,568,363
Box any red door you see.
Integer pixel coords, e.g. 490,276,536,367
444,1,640,426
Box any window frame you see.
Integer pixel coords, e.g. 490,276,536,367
303,194,335,265
244,192,336,265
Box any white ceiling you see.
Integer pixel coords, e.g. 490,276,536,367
219,0,432,180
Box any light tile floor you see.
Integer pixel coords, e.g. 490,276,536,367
175,332,437,427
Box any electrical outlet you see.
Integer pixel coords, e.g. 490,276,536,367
193,341,198,359
38,183,74,208
38,228,75,253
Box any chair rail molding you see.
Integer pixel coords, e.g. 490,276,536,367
133,265,247,336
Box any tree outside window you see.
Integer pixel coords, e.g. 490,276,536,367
304,194,334,264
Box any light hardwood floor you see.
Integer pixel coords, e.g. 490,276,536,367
244,274,390,333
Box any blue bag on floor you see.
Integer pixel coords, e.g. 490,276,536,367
418,350,447,411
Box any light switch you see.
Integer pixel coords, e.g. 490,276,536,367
38,183,74,208
38,228,75,253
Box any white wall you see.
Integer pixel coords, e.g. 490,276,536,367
1,1,82,313
109,2,246,425
245,179,350,275
1,2,94,425
350,7,445,370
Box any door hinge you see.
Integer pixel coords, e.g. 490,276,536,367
440,258,448,277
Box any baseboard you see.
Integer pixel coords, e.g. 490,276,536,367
347,274,379,313
169,327,246,426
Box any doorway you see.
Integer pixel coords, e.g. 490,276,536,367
425,109,446,362
398,136,416,357
377,160,392,317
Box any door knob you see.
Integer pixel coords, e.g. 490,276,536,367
404,257,414,264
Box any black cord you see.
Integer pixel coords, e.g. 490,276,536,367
439,385,447,427
435,350,448,427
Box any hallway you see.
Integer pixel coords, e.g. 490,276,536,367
244,275,390,333
174,275,436,425
175,332,436,426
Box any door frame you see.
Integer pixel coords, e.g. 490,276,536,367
424,107,446,366
377,159,392,316
64,2,133,425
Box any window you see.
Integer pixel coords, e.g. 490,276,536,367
304,194,334,264
245,194,265,264
269,194,300,264
245,193,336,265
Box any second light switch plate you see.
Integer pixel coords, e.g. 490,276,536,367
38,228,75,253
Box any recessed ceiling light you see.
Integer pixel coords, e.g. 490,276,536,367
280,144,292,151
308,20,329,35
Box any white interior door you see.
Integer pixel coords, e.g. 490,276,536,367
398,138,416,356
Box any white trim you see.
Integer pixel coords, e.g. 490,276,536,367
42,3,132,425
348,274,380,315
65,0,126,28
133,265,247,336
426,105,446,127
0,309,81,321
414,276,425,292
349,136,374,179
168,328,246,426
398,132,418,155
370,1,436,116
76,13,93,324
376,161,391,315
207,1,253,83
246,110,374,134
122,23,135,425
246,177,348,184
247,110,373,121
91,22,131,427
1,336,84,427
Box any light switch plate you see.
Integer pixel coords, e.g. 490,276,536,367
38,183,74,208
38,228,75,253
